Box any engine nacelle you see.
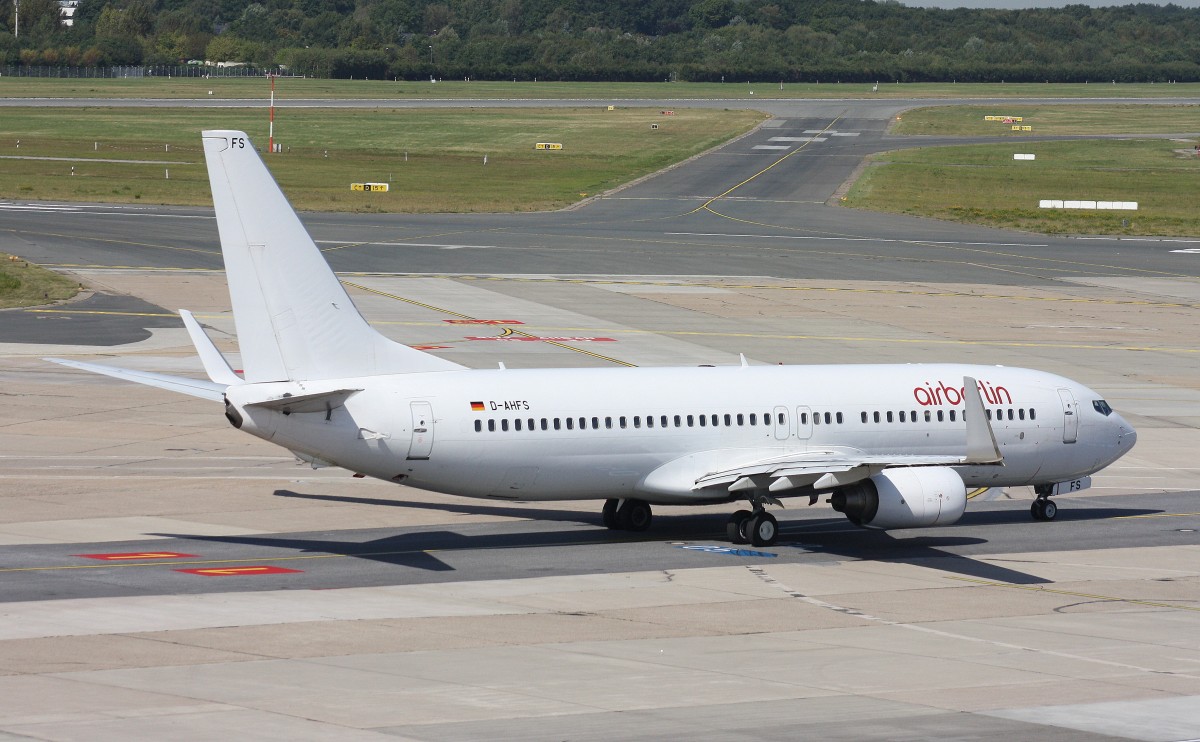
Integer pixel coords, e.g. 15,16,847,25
829,467,967,529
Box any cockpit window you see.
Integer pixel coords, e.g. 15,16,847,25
1092,399,1113,416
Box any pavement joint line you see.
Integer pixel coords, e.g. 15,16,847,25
343,280,637,367
0,536,672,573
751,565,1200,678
20,305,1200,354
1113,511,1200,519
945,575,1200,614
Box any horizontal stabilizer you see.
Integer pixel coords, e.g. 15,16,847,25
245,388,362,415
45,358,226,402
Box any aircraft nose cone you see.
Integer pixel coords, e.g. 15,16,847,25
1115,414,1137,451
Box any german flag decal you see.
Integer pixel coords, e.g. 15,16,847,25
470,401,485,411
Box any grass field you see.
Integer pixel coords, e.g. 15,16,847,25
893,104,1200,135
844,138,1200,236
0,254,80,309
3,77,1200,100
0,106,764,212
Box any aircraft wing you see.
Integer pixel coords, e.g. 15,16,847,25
694,374,1003,495
694,451,977,494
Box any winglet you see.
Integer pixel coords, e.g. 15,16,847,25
180,310,241,386
963,376,1003,464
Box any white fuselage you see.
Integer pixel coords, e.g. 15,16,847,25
225,362,1136,505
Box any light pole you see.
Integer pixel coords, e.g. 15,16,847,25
428,45,433,65
13,0,18,39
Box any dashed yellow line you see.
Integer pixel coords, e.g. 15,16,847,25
1113,511,1200,519
967,487,990,499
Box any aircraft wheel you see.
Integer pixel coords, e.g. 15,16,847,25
617,499,652,532
1041,499,1058,520
726,509,752,544
602,499,620,529
748,512,779,547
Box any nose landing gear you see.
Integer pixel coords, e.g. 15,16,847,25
1031,484,1058,521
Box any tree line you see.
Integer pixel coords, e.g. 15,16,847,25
3,0,1199,82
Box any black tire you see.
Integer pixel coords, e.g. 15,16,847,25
749,512,779,547
602,499,620,529
726,509,752,544
1041,499,1058,520
1031,499,1047,521
617,499,652,532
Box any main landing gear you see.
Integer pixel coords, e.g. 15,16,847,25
726,494,781,547
602,498,653,532
1031,484,1058,522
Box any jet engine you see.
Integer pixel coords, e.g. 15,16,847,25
829,467,966,529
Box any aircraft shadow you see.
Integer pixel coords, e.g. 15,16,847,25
196,491,1161,584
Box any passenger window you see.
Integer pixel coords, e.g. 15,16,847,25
1030,409,1037,421
474,420,482,432
899,411,906,423
824,412,832,424
911,410,917,422
1019,408,1025,420
687,415,695,427
924,410,931,422
488,419,496,432
699,415,707,427
553,418,561,430
674,415,682,427
737,414,745,426
937,410,944,422
566,418,574,430
578,417,586,429
777,412,786,425
660,415,668,428
749,413,757,425
605,417,613,429
861,411,868,423
801,412,808,425
873,411,880,423
1008,409,1014,421
887,411,894,423
724,414,732,426
514,420,522,431
813,413,820,426
949,410,957,422
529,418,535,430
835,412,842,424
987,410,993,420
501,419,509,431
541,418,548,430
592,417,599,429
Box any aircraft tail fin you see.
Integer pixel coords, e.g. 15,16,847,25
201,130,464,383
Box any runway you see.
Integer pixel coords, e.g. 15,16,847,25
1,96,1199,740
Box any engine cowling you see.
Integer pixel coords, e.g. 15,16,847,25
829,467,967,529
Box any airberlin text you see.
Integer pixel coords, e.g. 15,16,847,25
914,380,1011,407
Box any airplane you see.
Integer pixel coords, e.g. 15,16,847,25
48,130,1138,547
